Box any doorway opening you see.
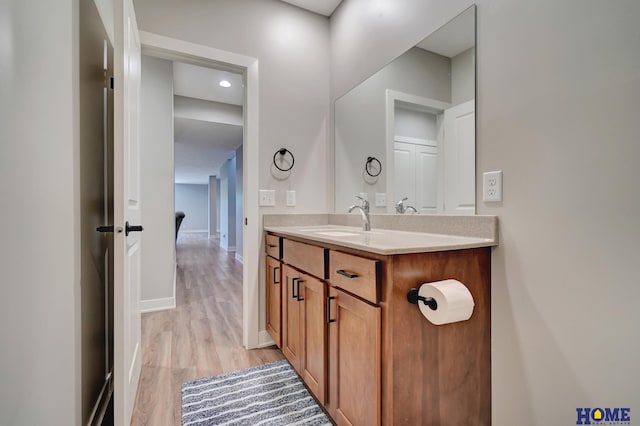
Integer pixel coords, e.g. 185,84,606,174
131,33,269,423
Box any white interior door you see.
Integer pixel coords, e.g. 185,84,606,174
415,144,439,214
393,142,416,209
444,100,475,214
114,0,142,423
394,140,441,214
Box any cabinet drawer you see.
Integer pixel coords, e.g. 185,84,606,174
329,251,380,304
283,239,328,279
265,234,282,259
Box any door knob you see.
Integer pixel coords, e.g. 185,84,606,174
125,221,144,236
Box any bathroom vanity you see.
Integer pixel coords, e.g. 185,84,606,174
264,217,497,426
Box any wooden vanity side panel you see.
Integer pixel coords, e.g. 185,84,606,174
388,248,491,426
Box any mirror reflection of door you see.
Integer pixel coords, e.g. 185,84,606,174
392,98,475,215
393,104,443,214
443,100,475,214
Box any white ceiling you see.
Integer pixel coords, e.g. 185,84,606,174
278,0,343,16
173,62,244,106
172,62,244,184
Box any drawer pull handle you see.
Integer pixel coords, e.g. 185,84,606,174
267,244,278,248
296,280,305,302
273,266,279,284
291,278,298,299
326,296,336,323
336,269,358,279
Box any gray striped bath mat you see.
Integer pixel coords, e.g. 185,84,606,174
181,360,332,425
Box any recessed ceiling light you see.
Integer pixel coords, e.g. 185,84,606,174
219,80,231,88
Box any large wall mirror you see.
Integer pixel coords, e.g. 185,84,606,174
334,5,476,215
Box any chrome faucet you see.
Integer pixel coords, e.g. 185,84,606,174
396,197,417,214
348,195,371,231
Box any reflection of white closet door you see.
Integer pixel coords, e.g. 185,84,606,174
394,139,440,214
415,145,439,214
444,100,475,214
393,142,416,208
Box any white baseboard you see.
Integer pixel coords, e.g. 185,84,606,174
235,253,244,264
258,330,276,348
222,245,236,253
140,296,176,313
182,229,208,233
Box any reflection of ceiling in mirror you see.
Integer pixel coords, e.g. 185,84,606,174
416,7,474,58
278,0,343,16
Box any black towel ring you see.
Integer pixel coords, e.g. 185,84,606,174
273,148,295,172
365,156,382,177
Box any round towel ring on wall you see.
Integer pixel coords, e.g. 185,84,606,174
273,148,295,172
365,156,382,177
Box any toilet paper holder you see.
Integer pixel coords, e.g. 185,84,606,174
407,288,438,310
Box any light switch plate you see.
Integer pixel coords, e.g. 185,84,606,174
286,190,296,206
259,189,276,206
483,171,503,202
375,193,387,207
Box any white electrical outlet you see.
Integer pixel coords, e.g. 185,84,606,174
259,189,276,206
375,193,387,207
286,190,296,206
483,171,503,202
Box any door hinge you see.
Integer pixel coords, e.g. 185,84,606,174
245,217,248,225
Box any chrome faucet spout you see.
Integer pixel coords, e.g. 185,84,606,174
348,205,371,231
405,206,418,214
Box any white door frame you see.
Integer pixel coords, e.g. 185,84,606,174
138,31,261,349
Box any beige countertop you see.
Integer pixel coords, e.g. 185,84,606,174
263,224,497,255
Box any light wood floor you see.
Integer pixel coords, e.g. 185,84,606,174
131,233,284,425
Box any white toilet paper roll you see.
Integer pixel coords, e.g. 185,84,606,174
418,279,475,325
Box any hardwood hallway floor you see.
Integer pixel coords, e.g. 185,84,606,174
131,233,284,425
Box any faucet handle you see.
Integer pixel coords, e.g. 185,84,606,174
355,195,370,212
395,197,408,213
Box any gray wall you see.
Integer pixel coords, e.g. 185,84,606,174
0,0,80,424
235,146,244,261
208,175,218,237
331,1,640,424
140,55,176,302
219,157,237,251
451,47,474,105
134,0,331,212
175,183,209,231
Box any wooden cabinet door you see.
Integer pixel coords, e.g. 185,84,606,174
282,264,302,373
299,273,327,404
328,287,381,426
265,256,282,347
